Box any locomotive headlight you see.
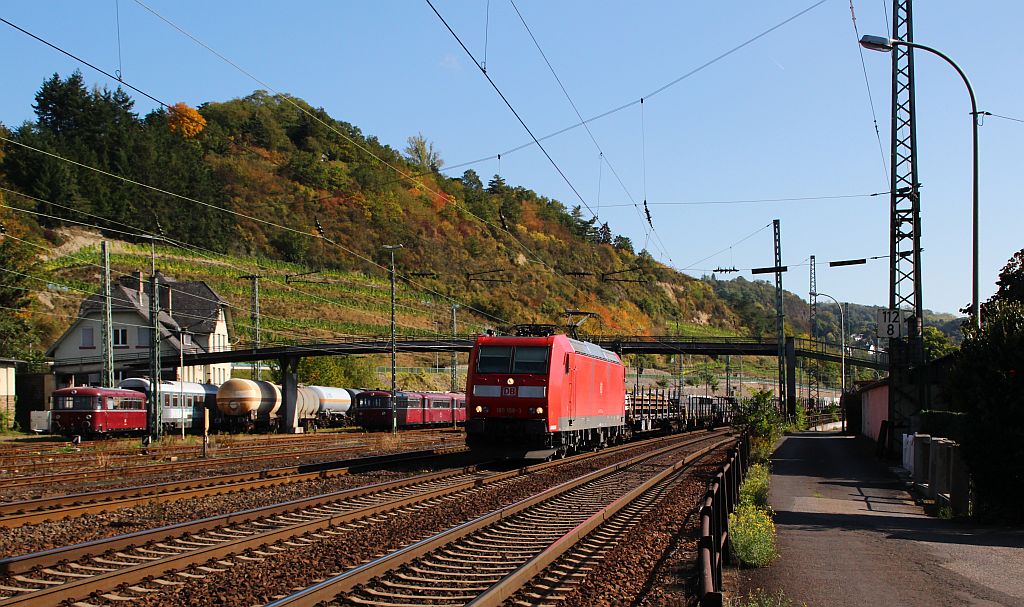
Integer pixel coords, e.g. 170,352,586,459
535,407,544,415
475,405,483,413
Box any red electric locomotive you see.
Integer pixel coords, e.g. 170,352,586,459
465,330,626,458
49,386,148,437
353,391,466,430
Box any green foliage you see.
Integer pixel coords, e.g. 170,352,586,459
792,404,808,432
922,326,956,360
740,463,771,509
736,390,784,464
728,503,777,567
403,133,443,171
299,356,378,388
946,299,1024,520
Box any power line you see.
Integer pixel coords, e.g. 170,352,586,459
425,0,600,223
0,16,168,108
980,111,1024,124
444,0,831,167
506,0,669,262
680,223,772,271
601,192,887,207
848,0,890,185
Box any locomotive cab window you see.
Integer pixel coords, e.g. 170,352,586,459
477,346,512,373
512,346,549,374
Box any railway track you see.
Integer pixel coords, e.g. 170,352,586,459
0,446,468,528
0,432,460,490
266,431,733,607
0,429,460,475
0,430,730,606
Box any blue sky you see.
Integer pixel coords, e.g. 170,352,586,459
1,1,1021,316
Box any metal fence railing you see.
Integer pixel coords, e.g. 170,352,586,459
698,434,750,607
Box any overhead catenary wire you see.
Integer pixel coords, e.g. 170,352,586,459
602,191,887,207
114,0,124,80
443,0,832,169
848,0,889,185
425,0,600,224
506,0,669,262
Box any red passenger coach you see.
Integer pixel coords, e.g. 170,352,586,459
353,391,466,430
49,387,148,437
466,331,626,458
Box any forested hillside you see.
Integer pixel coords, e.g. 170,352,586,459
0,72,744,360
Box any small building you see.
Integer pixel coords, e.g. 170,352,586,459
0,359,18,430
46,271,233,388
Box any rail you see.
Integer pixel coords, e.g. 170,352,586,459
698,433,750,607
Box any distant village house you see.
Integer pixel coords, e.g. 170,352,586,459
46,271,233,388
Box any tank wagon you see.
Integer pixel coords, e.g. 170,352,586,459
216,379,361,431
352,391,466,430
48,386,147,437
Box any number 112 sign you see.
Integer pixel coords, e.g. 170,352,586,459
877,309,905,338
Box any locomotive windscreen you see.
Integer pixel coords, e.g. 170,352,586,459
52,395,101,410
476,345,550,374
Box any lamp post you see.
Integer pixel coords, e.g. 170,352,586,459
859,35,980,328
811,291,845,395
383,244,404,434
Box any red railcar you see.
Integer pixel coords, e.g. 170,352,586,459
49,387,148,437
353,391,466,430
465,332,627,457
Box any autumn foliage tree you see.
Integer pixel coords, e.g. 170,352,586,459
167,102,206,138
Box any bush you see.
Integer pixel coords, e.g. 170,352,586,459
729,503,777,567
740,463,771,509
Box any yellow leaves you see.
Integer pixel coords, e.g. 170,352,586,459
167,102,207,138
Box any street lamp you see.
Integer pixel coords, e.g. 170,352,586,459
859,35,980,328
383,244,404,434
811,291,845,395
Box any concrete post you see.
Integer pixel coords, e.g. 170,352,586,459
949,444,972,516
913,434,931,486
280,356,300,434
929,438,952,500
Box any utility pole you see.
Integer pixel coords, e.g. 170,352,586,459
149,269,162,438
450,304,459,393
809,255,819,406
100,241,114,388
240,274,261,381
773,219,785,412
179,329,187,439
383,244,404,434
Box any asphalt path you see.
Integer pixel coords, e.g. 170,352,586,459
737,432,1024,606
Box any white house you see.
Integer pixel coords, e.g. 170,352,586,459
47,271,233,387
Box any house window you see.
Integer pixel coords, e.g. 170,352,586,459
138,327,152,347
81,327,95,348
113,328,129,347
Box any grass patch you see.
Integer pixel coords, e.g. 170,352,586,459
729,589,805,607
729,503,777,567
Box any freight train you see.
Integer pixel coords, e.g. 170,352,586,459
465,329,734,458
214,379,360,432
